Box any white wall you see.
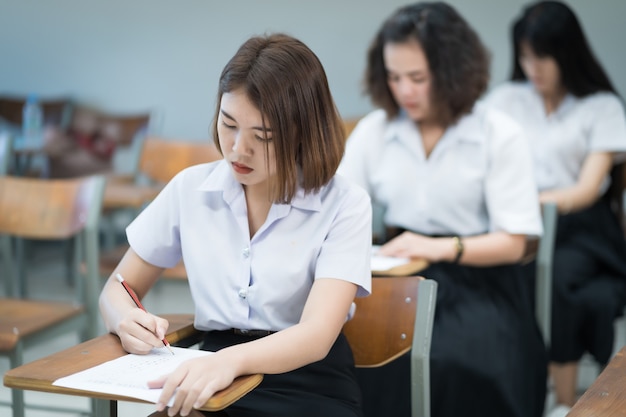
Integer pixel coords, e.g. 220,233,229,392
1,0,624,139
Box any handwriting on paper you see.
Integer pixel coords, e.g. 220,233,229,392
53,346,213,405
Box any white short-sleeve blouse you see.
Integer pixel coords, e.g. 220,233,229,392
126,161,372,332
486,81,626,192
337,104,542,237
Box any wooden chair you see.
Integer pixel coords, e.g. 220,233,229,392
0,96,73,177
136,136,223,185
0,174,106,417
107,111,153,180
46,106,151,179
0,95,73,129
343,276,437,417
100,136,223,280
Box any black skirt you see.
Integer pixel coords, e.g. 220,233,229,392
199,331,363,417
356,262,548,417
550,198,626,365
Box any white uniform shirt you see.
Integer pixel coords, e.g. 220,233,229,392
337,105,542,237
486,81,626,192
127,161,372,331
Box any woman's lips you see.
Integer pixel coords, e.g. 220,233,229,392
232,162,253,174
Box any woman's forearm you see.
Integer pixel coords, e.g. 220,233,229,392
457,232,527,266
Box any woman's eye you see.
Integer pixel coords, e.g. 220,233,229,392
222,121,236,129
255,135,273,143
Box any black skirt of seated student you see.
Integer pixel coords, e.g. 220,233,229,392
195,331,363,417
545,192,626,368
356,228,548,417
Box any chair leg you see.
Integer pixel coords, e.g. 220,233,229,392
92,398,117,417
65,237,76,287
1,236,15,297
15,238,27,298
9,344,25,417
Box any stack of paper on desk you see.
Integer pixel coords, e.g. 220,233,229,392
371,245,411,272
370,245,429,276
53,346,212,406
371,254,412,272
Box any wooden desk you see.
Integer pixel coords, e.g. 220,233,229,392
372,258,429,277
103,181,161,211
569,345,626,416
3,314,263,417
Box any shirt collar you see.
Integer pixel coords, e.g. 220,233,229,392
445,105,484,144
384,107,483,146
196,160,322,212
524,81,576,119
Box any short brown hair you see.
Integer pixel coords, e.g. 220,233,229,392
212,33,345,203
365,2,490,126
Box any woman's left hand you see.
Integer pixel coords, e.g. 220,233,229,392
378,231,454,262
148,353,238,417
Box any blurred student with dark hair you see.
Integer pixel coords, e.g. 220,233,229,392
339,2,547,416
487,1,626,416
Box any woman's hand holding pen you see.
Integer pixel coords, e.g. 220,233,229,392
116,308,171,355
149,352,238,417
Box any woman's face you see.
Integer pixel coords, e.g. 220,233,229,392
519,41,562,97
218,88,276,193
383,39,434,123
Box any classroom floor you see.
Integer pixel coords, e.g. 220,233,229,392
1,241,624,417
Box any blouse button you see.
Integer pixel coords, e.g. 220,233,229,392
238,288,248,299
243,247,250,258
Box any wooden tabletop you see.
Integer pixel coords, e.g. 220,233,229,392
372,258,429,277
569,345,626,416
3,314,263,412
103,181,161,210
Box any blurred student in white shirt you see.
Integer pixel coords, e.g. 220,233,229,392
338,2,546,417
486,1,626,415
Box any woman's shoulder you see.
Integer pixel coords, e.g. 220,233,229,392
168,160,225,189
348,109,388,140
578,91,625,113
355,108,388,126
323,174,371,207
464,102,524,140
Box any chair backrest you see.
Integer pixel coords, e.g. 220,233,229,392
138,136,223,185
342,276,437,417
0,95,73,128
535,202,558,347
0,176,103,239
0,175,106,336
93,110,151,178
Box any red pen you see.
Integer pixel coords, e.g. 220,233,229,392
116,273,174,355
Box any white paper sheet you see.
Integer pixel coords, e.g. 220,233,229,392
53,346,212,406
371,245,410,272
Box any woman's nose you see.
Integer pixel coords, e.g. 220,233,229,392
232,132,252,154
